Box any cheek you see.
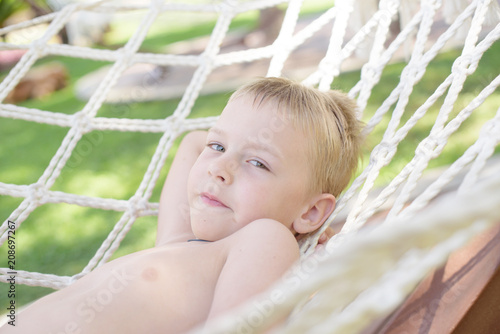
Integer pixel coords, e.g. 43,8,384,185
236,182,274,218
272,182,308,219
187,160,204,192
186,176,195,204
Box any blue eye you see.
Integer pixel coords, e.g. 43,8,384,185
208,143,225,152
248,159,268,170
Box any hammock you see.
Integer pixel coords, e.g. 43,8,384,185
1,0,499,332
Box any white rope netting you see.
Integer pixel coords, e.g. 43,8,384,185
1,0,499,332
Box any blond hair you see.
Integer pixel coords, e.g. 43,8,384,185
230,77,363,197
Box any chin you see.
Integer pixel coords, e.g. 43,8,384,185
191,220,220,241
190,211,240,241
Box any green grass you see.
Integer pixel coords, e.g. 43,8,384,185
0,2,499,310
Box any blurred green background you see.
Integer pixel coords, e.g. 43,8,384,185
1,1,499,310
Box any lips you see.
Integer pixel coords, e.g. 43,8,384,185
200,192,228,208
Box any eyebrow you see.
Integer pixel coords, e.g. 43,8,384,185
208,127,224,136
208,127,284,161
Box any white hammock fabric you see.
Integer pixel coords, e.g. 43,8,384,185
0,0,499,332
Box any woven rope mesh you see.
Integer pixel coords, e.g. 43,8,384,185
1,0,499,332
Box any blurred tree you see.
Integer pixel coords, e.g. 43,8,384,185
0,0,27,28
0,0,68,43
24,0,53,17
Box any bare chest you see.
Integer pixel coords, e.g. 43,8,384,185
62,242,227,333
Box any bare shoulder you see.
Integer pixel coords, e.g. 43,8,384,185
222,218,301,287
206,220,299,319
228,219,300,261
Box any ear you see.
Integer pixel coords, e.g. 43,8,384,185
292,193,336,234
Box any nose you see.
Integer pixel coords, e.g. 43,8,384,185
208,157,235,185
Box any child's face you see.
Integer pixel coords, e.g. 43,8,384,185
187,94,314,241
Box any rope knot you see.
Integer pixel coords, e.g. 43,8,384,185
421,0,440,12
384,0,399,13
27,183,48,205
484,118,500,139
452,55,475,76
401,66,423,83
164,115,183,134
361,65,378,83
371,141,393,164
72,111,93,133
129,195,148,217
31,39,48,57
318,58,340,80
199,53,216,69
218,0,238,14
416,137,439,159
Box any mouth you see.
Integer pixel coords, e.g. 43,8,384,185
200,192,229,208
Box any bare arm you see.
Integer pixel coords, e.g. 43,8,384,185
156,131,207,246
206,219,300,328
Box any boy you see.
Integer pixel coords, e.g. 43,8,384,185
1,77,362,333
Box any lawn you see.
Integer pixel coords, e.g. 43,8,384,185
1,2,499,310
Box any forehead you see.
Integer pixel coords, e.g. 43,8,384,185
215,94,308,158
217,95,290,138
219,94,288,129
